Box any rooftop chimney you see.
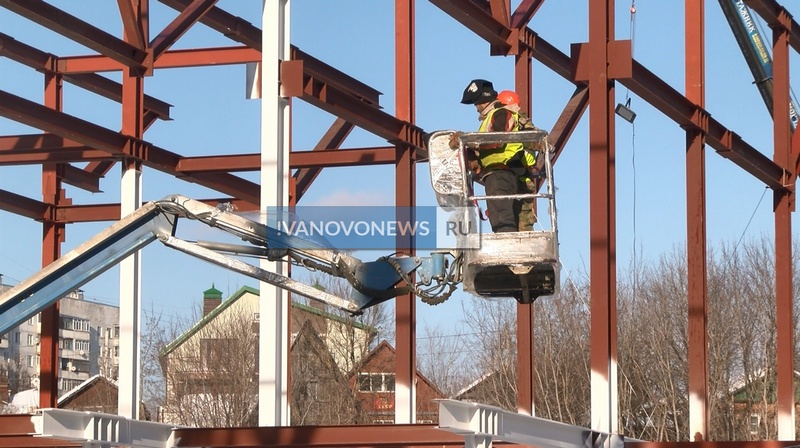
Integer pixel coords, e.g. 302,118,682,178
203,284,223,316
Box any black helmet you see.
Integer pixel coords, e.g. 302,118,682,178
461,79,498,104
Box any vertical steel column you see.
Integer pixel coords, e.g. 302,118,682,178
588,0,618,434
514,32,536,417
394,0,417,425
770,10,795,440
118,0,148,418
260,0,291,426
685,0,709,441
39,70,65,409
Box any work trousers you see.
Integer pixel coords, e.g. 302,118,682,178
482,169,522,233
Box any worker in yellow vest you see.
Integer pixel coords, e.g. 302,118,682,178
455,79,528,233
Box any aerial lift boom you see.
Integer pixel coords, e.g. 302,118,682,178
0,195,446,335
0,131,560,336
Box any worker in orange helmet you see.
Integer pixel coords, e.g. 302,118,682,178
496,90,541,231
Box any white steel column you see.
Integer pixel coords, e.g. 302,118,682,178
259,0,291,426
118,165,142,419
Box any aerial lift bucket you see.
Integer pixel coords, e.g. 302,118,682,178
427,130,560,303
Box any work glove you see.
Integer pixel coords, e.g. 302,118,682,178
448,131,463,149
469,159,482,176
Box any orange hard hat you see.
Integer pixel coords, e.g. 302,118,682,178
497,90,520,106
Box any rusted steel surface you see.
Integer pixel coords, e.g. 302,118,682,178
685,0,709,439
172,424,469,448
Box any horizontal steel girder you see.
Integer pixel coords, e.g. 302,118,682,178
0,90,260,205
0,135,398,171
171,424,480,448
0,0,147,71
0,32,171,121
745,0,800,52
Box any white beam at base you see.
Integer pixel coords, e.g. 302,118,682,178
118,165,142,419
437,399,624,448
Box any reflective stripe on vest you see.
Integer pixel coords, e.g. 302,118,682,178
477,107,524,167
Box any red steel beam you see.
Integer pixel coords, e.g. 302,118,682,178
117,0,146,50
57,46,261,72
281,61,426,151
0,134,83,151
60,165,102,192
0,189,48,219
0,0,147,71
0,90,259,205
548,85,589,158
587,0,617,433
56,197,260,223
150,0,219,61
292,147,398,168
619,60,786,188
0,33,172,121
769,11,796,438
685,0,709,439
627,442,799,448
294,119,355,201
745,0,800,52
57,203,121,223
429,0,512,51
172,424,485,448
0,436,80,447
174,147,396,173
511,0,545,29
395,0,417,425
159,0,261,50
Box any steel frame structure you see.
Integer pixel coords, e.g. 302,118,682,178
0,0,797,446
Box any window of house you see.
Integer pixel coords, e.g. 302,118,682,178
201,339,233,370
26,355,33,367
750,413,760,435
26,334,34,346
114,325,120,338
14,332,19,343
358,373,396,393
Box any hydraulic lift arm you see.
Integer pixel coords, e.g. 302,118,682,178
0,130,560,336
0,195,458,335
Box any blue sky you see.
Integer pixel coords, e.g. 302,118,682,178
1,1,799,334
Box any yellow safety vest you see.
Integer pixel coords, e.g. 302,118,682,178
477,107,525,168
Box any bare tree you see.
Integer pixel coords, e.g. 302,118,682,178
534,277,591,427
457,296,518,411
417,323,470,398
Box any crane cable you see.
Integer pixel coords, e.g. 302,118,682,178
627,0,639,306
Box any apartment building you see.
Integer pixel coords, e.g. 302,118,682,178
0,277,120,396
